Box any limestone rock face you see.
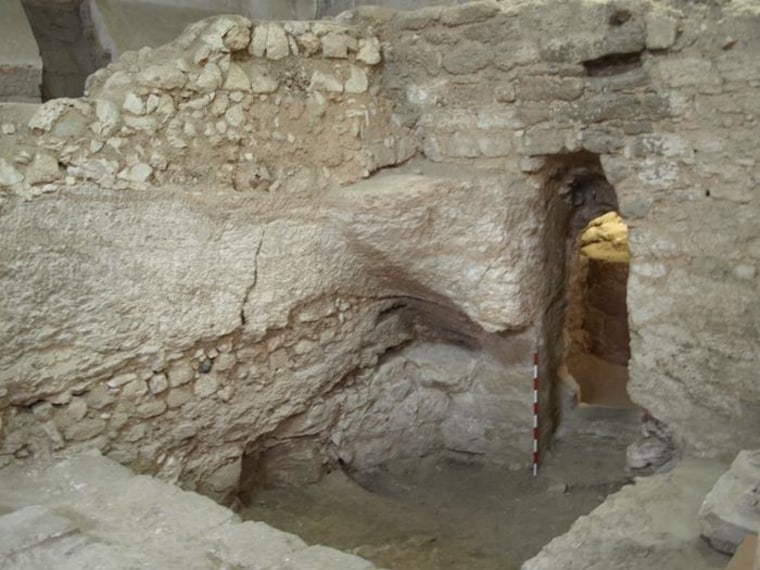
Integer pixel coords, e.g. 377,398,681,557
700,450,760,555
0,169,545,498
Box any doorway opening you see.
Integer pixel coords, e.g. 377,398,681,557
564,211,634,408
539,151,636,424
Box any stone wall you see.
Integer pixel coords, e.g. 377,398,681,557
0,0,758,503
371,0,760,457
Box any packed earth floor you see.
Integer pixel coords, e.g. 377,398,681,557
242,407,727,570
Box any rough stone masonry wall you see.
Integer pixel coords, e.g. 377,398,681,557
0,0,758,503
367,0,760,458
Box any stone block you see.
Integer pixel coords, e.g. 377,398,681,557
655,57,722,90
442,40,493,75
168,361,195,387
645,11,679,50
700,450,760,555
440,2,500,27
517,76,585,102
321,32,356,59
521,125,579,155
391,6,443,30
524,459,728,570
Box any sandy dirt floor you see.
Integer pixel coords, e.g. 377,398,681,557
242,406,644,570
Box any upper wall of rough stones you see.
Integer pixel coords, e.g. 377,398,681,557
1,14,416,201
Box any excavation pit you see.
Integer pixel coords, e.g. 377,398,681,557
242,406,640,570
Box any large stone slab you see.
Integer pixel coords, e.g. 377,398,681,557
700,450,760,555
522,459,730,570
0,453,378,570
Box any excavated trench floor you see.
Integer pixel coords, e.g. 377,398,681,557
242,407,643,570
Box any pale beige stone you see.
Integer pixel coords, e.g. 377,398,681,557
167,362,194,388
265,24,290,60
344,66,369,94
321,33,356,59
0,159,24,186
357,37,382,65
122,92,145,115
310,70,343,93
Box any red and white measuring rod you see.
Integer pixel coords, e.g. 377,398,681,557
532,351,539,478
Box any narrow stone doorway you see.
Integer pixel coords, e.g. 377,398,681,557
564,212,634,408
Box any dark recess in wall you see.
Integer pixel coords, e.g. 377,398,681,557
583,52,643,77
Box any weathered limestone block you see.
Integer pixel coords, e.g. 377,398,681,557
523,460,728,570
344,65,369,93
0,159,24,187
250,23,290,60
321,32,357,58
310,70,344,92
357,37,382,65
442,40,493,74
440,1,500,27
645,9,680,50
700,450,760,555
27,98,92,134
